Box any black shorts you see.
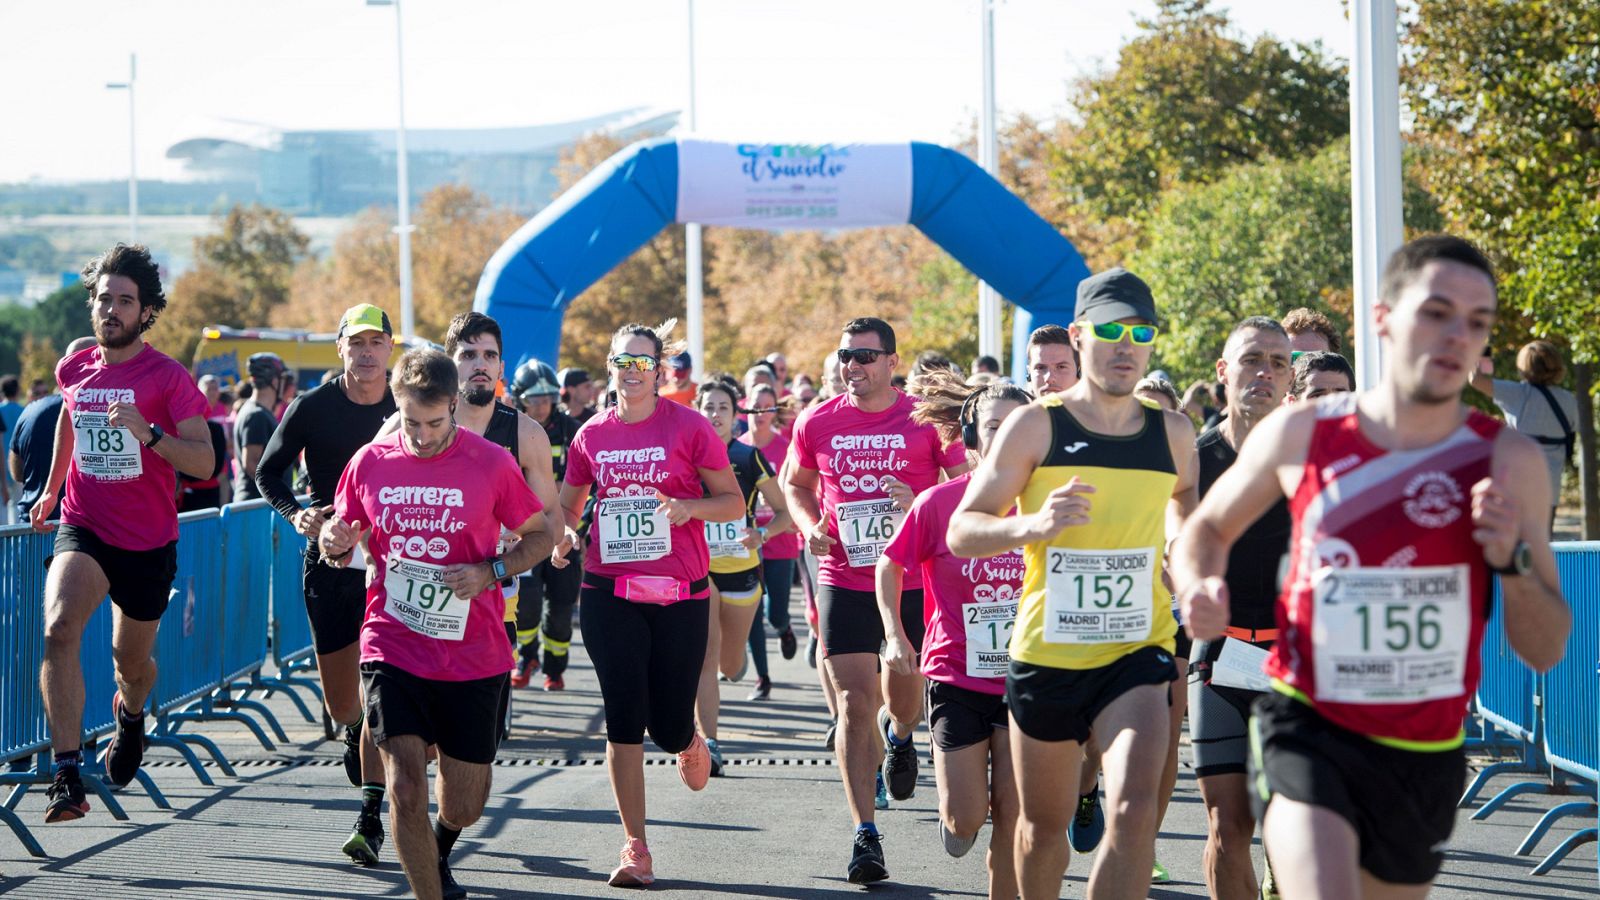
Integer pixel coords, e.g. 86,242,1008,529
1248,691,1465,885
303,553,367,655
1170,607,1192,660
817,584,925,658
362,662,506,765
710,567,764,606
1006,645,1177,744
53,523,177,622
926,680,1007,752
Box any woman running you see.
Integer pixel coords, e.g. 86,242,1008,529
557,323,745,887
693,375,793,771
739,382,802,700
876,370,1030,900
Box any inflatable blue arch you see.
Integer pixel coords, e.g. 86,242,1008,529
476,137,1091,374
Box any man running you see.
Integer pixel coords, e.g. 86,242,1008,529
1187,316,1293,900
1287,351,1354,403
32,244,214,821
257,303,398,864
950,268,1199,900
784,316,967,884
1027,324,1079,397
321,348,550,900
1173,236,1570,899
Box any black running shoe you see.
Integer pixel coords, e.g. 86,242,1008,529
747,676,771,701
341,722,362,788
43,766,89,823
342,805,385,866
878,706,918,801
779,627,798,660
846,830,888,884
106,691,146,788
439,856,468,899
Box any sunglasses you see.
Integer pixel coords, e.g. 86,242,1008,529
1082,322,1159,345
837,348,886,366
610,353,659,372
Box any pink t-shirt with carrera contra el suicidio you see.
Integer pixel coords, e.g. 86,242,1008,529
564,398,731,584
788,390,966,593
57,344,209,551
883,474,1023,696
335,429,542,682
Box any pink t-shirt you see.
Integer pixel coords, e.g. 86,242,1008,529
565,398,731,583
57,344,209,551
739,429,800,560
788,391,965,592
335,430,542,682
883,474,1022,695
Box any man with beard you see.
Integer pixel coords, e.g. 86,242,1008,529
31,244,214,822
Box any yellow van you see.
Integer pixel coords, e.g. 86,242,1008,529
191,326,439,390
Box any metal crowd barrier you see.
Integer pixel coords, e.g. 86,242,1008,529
255,506,326,733
1460,577,1545,808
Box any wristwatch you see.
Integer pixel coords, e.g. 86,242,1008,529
1489,540,1532,577
143,424,164,448
489,556,508,581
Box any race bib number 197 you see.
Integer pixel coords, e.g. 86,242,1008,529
1042,547,1155,644
383,556,466,641
73,411,142,481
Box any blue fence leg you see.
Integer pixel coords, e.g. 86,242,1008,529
1471,779,1552,820
1530,826,1598,876
128,769,172,810
166,708,276,753
219,693,291,744
1517,801,1600,856
79,772,129,821
251,673,318,723
0,804,47,858
1461,758,1540,808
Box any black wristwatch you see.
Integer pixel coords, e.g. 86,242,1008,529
489,556,508,582
1489,540,1532,577
143,424,164,449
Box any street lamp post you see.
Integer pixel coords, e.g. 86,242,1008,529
368,0,416,343
684,0,705,370
105,53,138,244
977,1,1001,362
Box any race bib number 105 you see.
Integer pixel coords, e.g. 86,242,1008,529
597,496,671,564
1042,547,1155,644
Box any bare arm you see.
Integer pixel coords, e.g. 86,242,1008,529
242,442,266,486
7,449,21,483
753,475,794,538
1481,430,1569,672
875,557,915,674
678,465,746,524
29,405,77,529
783,459,824,539
947,404,1093,558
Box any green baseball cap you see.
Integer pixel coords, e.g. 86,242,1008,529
336,303,393,338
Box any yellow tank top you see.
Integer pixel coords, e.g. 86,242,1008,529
1011,396,1178,669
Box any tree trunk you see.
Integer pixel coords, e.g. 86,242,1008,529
1575,361,1599,540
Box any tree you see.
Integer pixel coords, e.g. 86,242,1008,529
17,333,57,391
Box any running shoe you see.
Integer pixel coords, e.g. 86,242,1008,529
1151,858,1171,883
824,719,837,751
874,772,889,810
747,676,772,701
42,766,89,823
846,829,888,884
1260,859,1280,899
542,674,564,692
878,706,918,801
779,627,798,660
341,721,362,788
939,820,976,858
608,837,654,887
677,734,711,791
106,691,146,788
1067,786,1105,853
706,738,725,778
510,655,538,689
439,855,467,899
342,806,385,867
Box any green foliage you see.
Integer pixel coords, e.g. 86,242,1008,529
0,283,89,376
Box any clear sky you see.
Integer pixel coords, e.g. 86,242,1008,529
0,0,1349,184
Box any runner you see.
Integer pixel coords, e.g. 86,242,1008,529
739,381,801,701
693,375,793,772
1186,316,1293,900
320,348,549,900
507,358,583,691
1287,351,1355,403
232,352,287,502
556,322,745,886
949,267,1199,900
878,369,1028,900
559,367,597,424
257,303,398,864
10,338,97,523
1173,236,1570,899
783,316,968,884
1027,323,1080,397
31,244,214,821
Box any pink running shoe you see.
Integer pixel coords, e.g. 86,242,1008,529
608,837,654,886
677,733,711,792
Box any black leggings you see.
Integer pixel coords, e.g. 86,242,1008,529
517,548,583,676
580,579,709,751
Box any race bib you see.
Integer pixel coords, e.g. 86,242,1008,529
963,600,1016,678
704,520,750,560
383,556,467,641
596,495,671,564
1211,637,1272,692
835,498,904,568
72,411,142,481
1043,547,1155,644
1311,565,1471,705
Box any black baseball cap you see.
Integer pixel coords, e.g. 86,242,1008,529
558,367,591,388
667,351,692,371
1075,268,1158,325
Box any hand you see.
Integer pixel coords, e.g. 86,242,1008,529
106,401,153,444
806,524,837,557
881,474,914,513
1471,475,1521,569
654,490,691,526
1021,477,1096,542
319,516,366,566
738,526,763,553
29,492,58,532
1179,576,1230,642
442,562,495,600
293,504,334,540
551,526,581,568
882,633,916,676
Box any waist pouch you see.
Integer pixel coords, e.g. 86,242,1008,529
585,574,711,606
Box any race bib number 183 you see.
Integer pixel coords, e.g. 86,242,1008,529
73,411,142,481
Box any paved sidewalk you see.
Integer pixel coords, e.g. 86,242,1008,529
1,631,1595,898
